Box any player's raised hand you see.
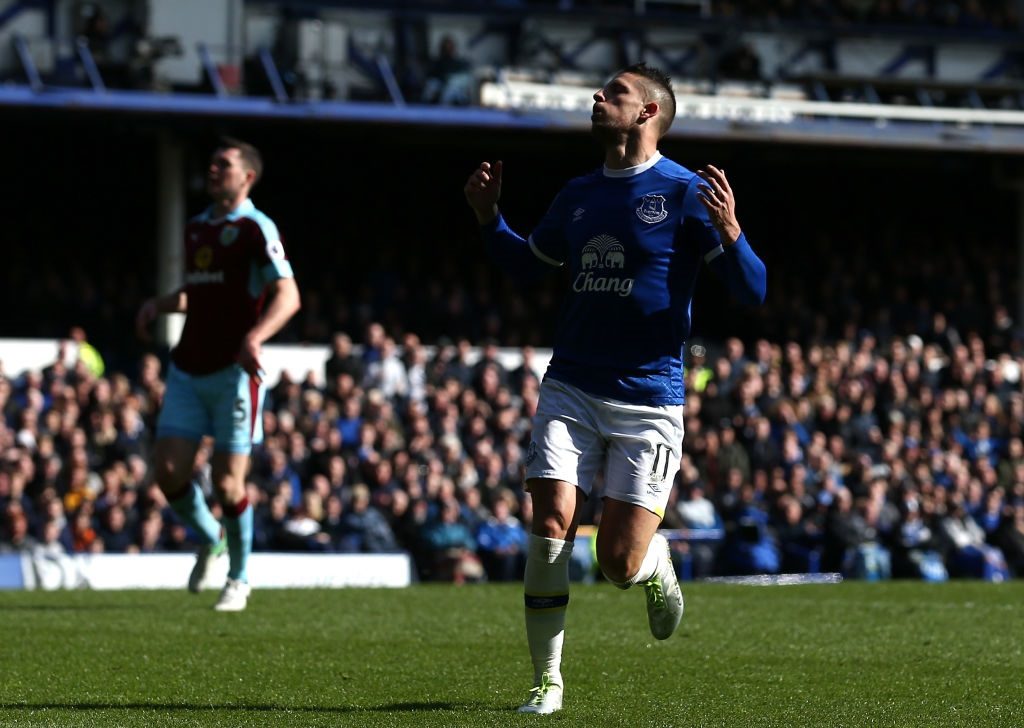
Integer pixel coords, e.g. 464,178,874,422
237,335,264,385
696,165,742,246
135,298,158,341
464,160,503,225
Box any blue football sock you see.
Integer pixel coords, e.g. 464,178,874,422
223,499,254,583
169,482,222,546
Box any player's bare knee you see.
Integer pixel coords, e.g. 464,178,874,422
211,476,244,504
533,512,572,540
597,558,635,585
153,460,188,498
596,544,644,584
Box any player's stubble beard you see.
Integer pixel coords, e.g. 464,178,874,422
590,118,626,147
591,117,644,158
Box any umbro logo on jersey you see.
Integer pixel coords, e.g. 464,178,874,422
572,207,585,222
636,193,668,224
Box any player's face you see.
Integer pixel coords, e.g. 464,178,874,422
207,148,251,201
591,73,646,135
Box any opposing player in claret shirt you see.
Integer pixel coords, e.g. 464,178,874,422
464,63,767,714
136,137,301,612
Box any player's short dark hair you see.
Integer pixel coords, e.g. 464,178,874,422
619,62,676,136
218,136,263,185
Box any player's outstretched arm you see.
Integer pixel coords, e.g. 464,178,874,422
135,289,187,341
465,161,564,282
238,277,301,384
464,160,502,225
696,165,766,305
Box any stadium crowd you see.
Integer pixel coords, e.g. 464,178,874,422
2,298,1024,582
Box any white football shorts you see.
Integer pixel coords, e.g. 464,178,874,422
524,377,684,518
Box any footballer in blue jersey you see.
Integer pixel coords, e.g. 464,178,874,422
465,63,766,715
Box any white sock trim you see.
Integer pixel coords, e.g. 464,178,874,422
527,534,574,565
610,535,664,588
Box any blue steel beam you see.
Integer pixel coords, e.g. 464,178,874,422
75,38,106,92
375,54,405,105
198,42,227,97
259,47,289,102
0,85,555,127
11,33,41,91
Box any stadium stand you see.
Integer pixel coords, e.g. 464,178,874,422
3,291,1024,581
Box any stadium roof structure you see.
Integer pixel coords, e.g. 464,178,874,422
5,0,1024,154
4,77,1024,155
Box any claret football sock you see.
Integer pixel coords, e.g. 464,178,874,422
169,482,222,546
222,498,254,583
523,534,573,690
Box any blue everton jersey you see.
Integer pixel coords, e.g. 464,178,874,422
484,152,766,406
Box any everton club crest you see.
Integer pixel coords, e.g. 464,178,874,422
636,193,668,224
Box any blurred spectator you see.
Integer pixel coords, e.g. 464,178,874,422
938,495,1010,581
673,479,723,578
0,507,37,552
69,326,105,380
721,483,780,575
135,509,164,553
773,494,821,573
71,507,100,553
283,491,333,552
421,35,473,106
422,496,482,582
337,483,400,553
261,449,302,507
717,41,762,81
998,501,1024,576
36,518,67,558
98,504,133,553
889,493,946,581
475,490,528,581
364,337,408,400
823,489,863,572
325,332,365,387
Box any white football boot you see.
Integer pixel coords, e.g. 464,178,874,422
213,578,251,612
518,672,563,715
642,533,685,640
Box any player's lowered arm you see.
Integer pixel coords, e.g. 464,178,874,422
155,288,188,314
135,288,187,341
247,277,301,346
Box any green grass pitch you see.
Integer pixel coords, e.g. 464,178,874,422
1,582,1022,727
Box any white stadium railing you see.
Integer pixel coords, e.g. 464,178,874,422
479,80,1024,152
